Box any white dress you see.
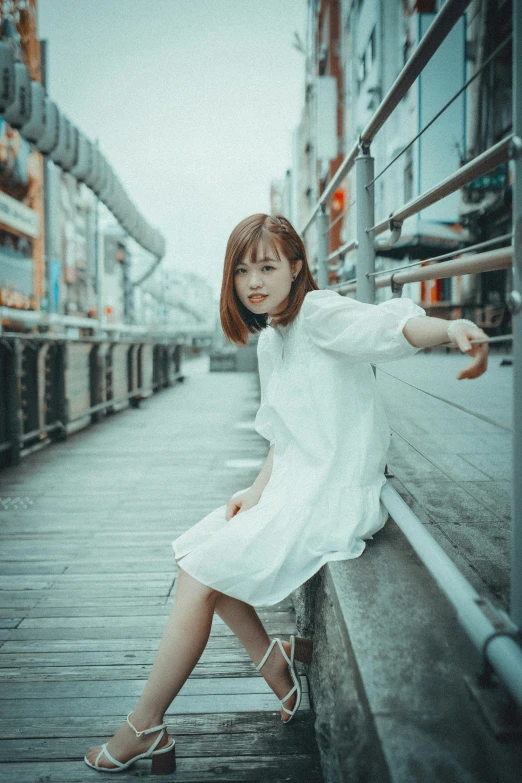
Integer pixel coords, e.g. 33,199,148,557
172,289,427,607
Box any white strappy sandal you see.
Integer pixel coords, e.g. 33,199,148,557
84,711,176,774
256,635,313,724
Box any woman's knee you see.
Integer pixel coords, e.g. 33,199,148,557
177,565,220,602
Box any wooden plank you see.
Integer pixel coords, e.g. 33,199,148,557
0,619,21,629
0,754,322,782
0,663,262,681
16,610,295,629
0,622,298,641
13,598,293,618
0,693,312,718
0,674,309,700
0,710,313,738
0,564,66,575
0,727,316,761
0,636,252,653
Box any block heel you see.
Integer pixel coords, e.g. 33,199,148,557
293,635,313,665
151,742,177,775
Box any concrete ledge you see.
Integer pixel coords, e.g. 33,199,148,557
292,520,522,782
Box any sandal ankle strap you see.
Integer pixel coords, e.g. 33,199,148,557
255,638,279,671
256,637,293,672
126,712,167,737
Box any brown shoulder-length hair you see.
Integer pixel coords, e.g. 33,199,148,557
220,214,319,345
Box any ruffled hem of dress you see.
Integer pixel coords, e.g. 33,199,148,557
170,474,389,607
172,533,380,607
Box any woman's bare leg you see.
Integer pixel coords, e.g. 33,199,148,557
214,593,298,721
85,566,219,768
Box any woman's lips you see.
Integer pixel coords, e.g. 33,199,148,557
249,295,267,303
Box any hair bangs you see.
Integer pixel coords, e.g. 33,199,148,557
237,227,283,269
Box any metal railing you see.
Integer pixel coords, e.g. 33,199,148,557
0,306,215,341
300,0,522,712
0,310,214,466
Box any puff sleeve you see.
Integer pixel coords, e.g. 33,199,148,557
254,330,277,446
301,289,427,363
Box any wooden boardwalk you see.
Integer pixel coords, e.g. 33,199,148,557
0,356,323,782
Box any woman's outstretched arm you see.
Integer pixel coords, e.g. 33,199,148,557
402,316,489,380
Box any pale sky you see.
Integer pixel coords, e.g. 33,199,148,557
38,0,307,300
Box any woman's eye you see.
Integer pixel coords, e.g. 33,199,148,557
235,266,273,274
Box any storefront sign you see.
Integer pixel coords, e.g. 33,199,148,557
0,189,39,237
0,287,31,308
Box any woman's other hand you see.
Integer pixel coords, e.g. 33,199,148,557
225,488,262,520
453,323,489,380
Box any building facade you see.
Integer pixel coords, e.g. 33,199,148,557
275,0,511,327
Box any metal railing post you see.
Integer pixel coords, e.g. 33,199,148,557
510,0,522,630
7,338,23,465
317,206,329,290
356,146,376,304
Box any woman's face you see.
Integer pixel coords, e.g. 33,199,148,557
234,243,302,317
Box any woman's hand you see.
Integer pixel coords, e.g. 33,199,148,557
225,487,262,521
452,323,489,380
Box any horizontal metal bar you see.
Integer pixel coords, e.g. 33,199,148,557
380,246,512,286
19,437,52,460
369,233,513,278
22,422,63,443
381,482,522,710
371,136,512,236
300,141,359,236
327,239,358,264
0,306,212,339
475,334,513,344
0,307,96,330
0,332,185,346
332,246,513,294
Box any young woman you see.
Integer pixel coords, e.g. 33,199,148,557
84,214,489,773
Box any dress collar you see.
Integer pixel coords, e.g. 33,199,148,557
266,315,285,331
266,313,291,332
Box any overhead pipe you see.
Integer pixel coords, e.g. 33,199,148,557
20,80,45,142
0,40,15,112
0,54,166,257
49,111,67,166
3,61,31,128
71,132,92,182
36,97,58,154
